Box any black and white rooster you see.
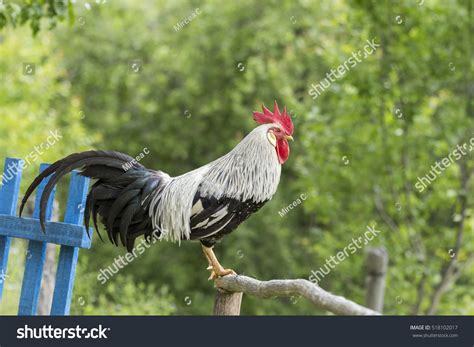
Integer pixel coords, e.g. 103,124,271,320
20,102,294,279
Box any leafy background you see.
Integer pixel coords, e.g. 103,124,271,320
0,0,472,315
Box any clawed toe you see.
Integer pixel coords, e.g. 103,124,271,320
202,244,237,281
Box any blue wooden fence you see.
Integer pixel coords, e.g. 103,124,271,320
0,157,92,315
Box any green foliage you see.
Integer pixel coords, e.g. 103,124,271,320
0,0,73,35
0,0,472,315
71,258,176,315
0,26,97,193
0,239,27,314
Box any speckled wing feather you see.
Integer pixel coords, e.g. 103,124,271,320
190,186,268,247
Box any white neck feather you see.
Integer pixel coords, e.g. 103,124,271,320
150,124,282,242
200,124,281,201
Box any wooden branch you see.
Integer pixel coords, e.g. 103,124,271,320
373,189,399,233
365,247,388,313
215,275,380,316
427,162,470,314
412,270,427,315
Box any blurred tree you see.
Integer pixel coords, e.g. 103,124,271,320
0,0,472,315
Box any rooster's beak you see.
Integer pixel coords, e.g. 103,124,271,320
285,135,294,141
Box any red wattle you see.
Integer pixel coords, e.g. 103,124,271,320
276,139,290,164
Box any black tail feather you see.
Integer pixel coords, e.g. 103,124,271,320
106,189,141,240
84,180,101,239
20,150,163,251
91,203,103,241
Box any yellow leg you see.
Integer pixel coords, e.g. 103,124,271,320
201,244,236,280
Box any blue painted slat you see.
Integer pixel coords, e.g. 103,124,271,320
51,172,90,315
18,163,56,315
0,158,24,301
51,246,79,315
0,216,92,248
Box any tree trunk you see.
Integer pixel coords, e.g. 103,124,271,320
37,200,59,315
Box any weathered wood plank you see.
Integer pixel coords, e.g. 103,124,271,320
51,172,90,315
365,247,388,313
0,158,24,301
213,290,243,315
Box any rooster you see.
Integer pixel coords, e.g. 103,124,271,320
20,102,294,279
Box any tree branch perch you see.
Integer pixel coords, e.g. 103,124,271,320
214,275,380,316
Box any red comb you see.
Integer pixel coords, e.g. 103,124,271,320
252,101,294,135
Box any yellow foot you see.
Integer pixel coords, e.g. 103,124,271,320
202,244,237,280
208,267,236,281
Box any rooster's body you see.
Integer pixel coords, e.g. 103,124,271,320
21,102,294,279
